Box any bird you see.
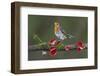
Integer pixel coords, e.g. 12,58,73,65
54,22,74,41
54,22,66,41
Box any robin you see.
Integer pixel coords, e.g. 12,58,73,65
54,22,67,41
54,22,73,41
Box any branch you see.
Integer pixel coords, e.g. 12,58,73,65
28,43,87,51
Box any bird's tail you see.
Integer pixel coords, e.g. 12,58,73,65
66,34,75,39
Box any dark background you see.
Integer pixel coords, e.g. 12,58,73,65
28,15,88,60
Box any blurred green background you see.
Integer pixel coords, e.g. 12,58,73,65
28,15,88,60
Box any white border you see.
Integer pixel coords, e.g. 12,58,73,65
20,6,95,70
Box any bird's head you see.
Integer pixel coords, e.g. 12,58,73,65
54,22,60,32
54,22,60,28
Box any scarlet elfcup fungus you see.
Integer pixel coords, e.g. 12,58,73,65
76,41,85,52
49,47,57,57
64,45,71,51
48,38,57,46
